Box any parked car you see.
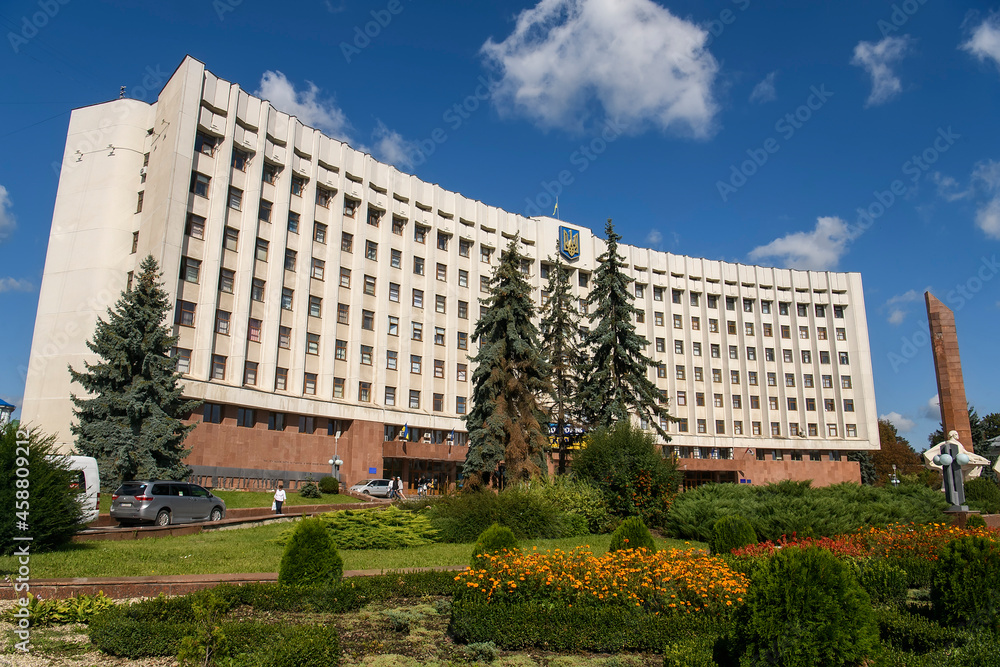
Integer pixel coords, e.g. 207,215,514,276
53,455,101,523
110,481,226,526
349,479,392,497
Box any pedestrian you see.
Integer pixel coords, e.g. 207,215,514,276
395,476,407,501
273,482,286,514
388,477,398,500
417,476,426,497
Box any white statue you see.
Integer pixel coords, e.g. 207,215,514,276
923,430,992,481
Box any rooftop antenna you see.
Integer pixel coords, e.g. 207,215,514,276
119,86,126,99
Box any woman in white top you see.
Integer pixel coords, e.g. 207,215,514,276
273,482,286,514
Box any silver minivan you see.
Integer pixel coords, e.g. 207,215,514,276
110,481,226,526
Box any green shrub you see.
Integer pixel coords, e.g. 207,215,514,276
665,480,949,543
450,601,722,652
471,522,520,566
0,423,87,555
931,535,1000,631
608,516,656,552
215,622,341,667
298,481,322,499
2,591,115,626
730,547,878,667
709,515,757,555
893,556,936,589
427,486,576,542
176,589,231,667
278,517,344,588
88,608,194,657
851,558,909,606
318,476,339,495
965,513,988,529
524,476,615,534
570,421,680,528
662,635,717,667
875,605,967,654
964,477,1000,514
272,505,438,549
462,640,500,663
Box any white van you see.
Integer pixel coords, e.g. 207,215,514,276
65,456,101,523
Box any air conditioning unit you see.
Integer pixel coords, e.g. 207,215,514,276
422,433,432,443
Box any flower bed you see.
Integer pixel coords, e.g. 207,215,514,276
732,523,997,561
454,546,747,616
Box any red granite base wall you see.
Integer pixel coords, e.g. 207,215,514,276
679,457,861,486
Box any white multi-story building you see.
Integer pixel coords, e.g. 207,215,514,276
22,57,877,490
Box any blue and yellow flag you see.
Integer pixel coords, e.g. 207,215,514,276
400,424,410,441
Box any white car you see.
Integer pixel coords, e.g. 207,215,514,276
349,479,392,497
49,455,101,523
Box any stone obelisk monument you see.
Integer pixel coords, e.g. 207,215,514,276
925,292,973,447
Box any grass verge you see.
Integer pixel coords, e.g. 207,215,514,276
0,521,705,579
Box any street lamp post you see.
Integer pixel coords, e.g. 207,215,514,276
891,464,900,488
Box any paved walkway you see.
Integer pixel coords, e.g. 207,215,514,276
1,566,467,600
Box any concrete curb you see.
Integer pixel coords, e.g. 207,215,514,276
1,566,467,600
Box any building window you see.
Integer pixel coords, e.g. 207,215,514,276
694,367,703,382
844,399,855,412
731,370,740,384
434,327,445,345
311,258,325,280
839,351,850,365
411,355,422,373
771,422,781,436
305,333,320,355
413,257,425,276
385,386,396,406
335,339,347,361
437,232,449,251
828,424,839,437
841,375,853,389
392,217,406,235
388,316,399,336
657,363,667,378
415,225,428,244
836,328,846,341
803,374,814,388
802,350,812,364
846,424,857,437
456,396,467,414
457,332,468,350
481,246,492,263
745,322,754,336
366,240,378,261
338,267,351,288
172,347,191,374
360,345,373,365
409,390,420,409
435,295,447,314
344,198,359,217
215,310,231,335
716,420,726,434
275,368,288,391
458,300,469,319
783,349,794,363
387,349,397,369
675,365,686,381
175,300,196,327
341,232,352,252
806,398,816,411
767,372,776,386
752,422,762,435
390,249,402,269
191,172,210,198
221,227,238,253
413,289,424,308
728,321,737,335
434,359,445,378
281,287,293,310
364,274,376,295
459,238,472,256
822,375,833,388
254,238,268,262
309,295,322,318
131,231,139,254
697,419,707,434
825,398,836,412
262,162,279,185
227,187,242,211
673,314,683,329
712,368,722,383
748,371,758,386
337,303,349,325
481,276,491,292
817,326,828,340
278,326,292,349
834,305,844,318
281,249,296,272
181,257,201,283
362,309,374,330
433,393,444,412
457,363,468,381
334,377,345,398
763,323,773,337
304,373,317,395
258,199,272,223
769,396,779,410
185,213,206,240
244,318,261,343
291,176,306,197
211,355,227,380
236,407,254,428
316,187,333,208
412,322,423,341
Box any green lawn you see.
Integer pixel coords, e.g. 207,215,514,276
0,521,706,579
97,490,358,513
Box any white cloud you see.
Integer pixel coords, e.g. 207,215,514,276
971,160,1000,239
646,229,663,248
932,172,971,201
972,159,1000,191
918,394,940,420
747,216,855,271
370,120,416,171
975,197,1000,239
962,13,1000,71
0,185,15,243
0,277,34,293
255,71,352,140
851,36,913,107
481,0,720,136
749,71,777,104
880,411,916,433
884,289,925,325
324,0,346,13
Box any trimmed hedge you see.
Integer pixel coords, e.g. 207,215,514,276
272,506,438,550
875,605,968,654
449,601,723,652
220,622,340,667
665,480,949,543
88,613,194,657
709,515,757,556
471,522,519,567
278,517,343,587
608,516,656,552
318,476,340,494
964,477,1000,514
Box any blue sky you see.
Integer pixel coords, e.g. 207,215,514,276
2,0,1000,448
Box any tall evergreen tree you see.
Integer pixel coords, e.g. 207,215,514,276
463,237,550,488
579,219,673,438
539,248,585,474
70,256,201,488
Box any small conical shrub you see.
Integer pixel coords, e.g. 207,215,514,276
608,516,656,552
710,515,758,555
318,476,339,494
278,517,343,588
471,522,519,567
965,513,988,529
